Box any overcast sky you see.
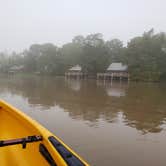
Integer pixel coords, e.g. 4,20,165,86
0,0,166,52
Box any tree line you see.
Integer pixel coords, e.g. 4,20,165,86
0,29,166,81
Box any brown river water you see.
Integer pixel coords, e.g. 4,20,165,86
0,75,166,166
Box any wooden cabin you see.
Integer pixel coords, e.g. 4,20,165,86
97,63,129,81
65,65,86,79
8,65,24,75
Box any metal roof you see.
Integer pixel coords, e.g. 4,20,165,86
9,65,24,71
69,65,82,71
107,63,127,71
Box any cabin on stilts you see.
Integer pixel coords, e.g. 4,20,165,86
8,65,24,75
65,65,87,79
97,63,129,82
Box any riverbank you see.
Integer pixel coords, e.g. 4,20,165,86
1,72,166,83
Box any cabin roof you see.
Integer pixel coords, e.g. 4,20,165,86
9,65,24,71
69,65,82,71
107,63,127,71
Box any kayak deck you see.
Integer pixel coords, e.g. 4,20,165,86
0,100,89,166
0,105,49,165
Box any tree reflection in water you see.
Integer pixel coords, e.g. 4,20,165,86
0,76,166,134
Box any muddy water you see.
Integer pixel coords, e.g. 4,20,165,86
0,76,166,166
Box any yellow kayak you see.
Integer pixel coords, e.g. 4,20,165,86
0,100,89,166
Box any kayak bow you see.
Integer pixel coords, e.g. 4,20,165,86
0,100,89,166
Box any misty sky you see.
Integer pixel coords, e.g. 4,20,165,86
0,0,166,52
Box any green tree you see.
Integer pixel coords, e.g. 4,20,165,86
81,33,109,74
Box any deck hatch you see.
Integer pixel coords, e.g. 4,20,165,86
48,136,85,166
39,143,57,166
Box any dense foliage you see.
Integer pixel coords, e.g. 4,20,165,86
0,29,166,81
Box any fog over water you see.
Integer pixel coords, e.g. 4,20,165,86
0,0,166,51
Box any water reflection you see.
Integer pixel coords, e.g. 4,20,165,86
97,80,128,97
65,78,81,91
0,76,166,134
122,83,166,134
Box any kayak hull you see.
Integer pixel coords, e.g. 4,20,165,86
0,100,89,166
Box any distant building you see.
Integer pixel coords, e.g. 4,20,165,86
69,65,82,72
65,65,86,79
97,62,129,81
107,63,128,73
8,65,24,74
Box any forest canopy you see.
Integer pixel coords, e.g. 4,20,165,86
0,29,166,81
